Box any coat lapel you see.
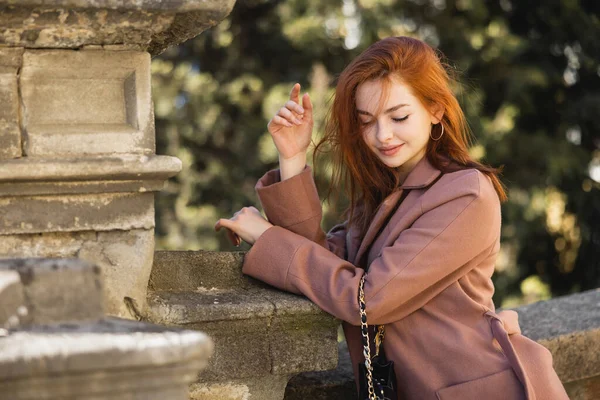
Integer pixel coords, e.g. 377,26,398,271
353,190,404,267
351,156,443,267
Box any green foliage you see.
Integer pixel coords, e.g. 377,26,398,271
152,0,600,307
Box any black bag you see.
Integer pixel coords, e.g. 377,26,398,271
358,349,397,400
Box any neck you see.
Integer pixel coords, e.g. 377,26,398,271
397,151,426,185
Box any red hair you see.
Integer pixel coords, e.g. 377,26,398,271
313,36,507,237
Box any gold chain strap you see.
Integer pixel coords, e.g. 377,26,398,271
359,275,384,400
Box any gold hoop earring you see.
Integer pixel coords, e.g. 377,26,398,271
430,123,444,141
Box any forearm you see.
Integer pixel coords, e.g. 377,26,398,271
279,152,307,181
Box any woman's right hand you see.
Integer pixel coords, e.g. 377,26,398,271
267,83,314,161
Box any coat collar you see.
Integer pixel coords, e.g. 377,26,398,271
399,155,443,189
352,156,442,266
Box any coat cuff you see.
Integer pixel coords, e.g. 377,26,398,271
242,225,304,294
255,165,322,228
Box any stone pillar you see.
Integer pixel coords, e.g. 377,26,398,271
0,0,236,318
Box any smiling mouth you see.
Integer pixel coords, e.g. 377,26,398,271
378,144,404,152
379,144,403,151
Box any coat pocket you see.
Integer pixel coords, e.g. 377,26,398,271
436,368,526,400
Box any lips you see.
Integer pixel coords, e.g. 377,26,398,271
378,144,404,156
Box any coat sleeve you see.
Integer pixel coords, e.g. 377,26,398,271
254,164,347,259
243,170,501,325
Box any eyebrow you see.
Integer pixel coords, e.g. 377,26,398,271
357,104,409,116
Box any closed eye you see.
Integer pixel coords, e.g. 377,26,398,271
392,116,409,122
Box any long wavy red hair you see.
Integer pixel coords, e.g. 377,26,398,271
313,36,507,237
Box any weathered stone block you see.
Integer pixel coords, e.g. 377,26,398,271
190,375,290,400
0,6,173,52
284,341,358,400
147,290,273,380
564,375,600,400
20,50,153,156
0,269,24,327
0,1,236,56
0,229,155,319
0,192,154,235
516,288,600,385
0,47,23,159
150,250,249,291
260,289,339,376
0,317,213,400
0,258,103,325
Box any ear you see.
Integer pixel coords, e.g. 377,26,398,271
429,103,445,124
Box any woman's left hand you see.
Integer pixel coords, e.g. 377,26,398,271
214,207,273,246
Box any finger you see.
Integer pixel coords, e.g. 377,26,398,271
214,218,235,232
215,219,241,246
271,115,293,128
227,229,241,247
290,83,301,104
278,107,302,125
285,100,304,115
302,93,313,119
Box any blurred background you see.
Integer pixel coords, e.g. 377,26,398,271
151,0,599,309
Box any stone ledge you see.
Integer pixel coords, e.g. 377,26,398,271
0,0,236,56
0,0,232,12
145,250,340,386
146,287,339,379
515,288,600,384
0,155,181,183
0,192,155,234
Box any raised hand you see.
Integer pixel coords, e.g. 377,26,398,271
267,83,314,161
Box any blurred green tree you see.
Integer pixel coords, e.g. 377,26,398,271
152,0,600,307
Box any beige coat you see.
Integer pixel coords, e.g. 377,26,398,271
242,156,569,400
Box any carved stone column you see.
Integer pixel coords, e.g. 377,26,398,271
0,0,236,318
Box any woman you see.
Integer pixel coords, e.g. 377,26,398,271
215,36,568,400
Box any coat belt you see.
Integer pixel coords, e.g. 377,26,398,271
484,310,536,400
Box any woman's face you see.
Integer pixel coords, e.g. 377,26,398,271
356,77,442,177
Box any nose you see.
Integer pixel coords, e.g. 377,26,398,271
375,121,393,143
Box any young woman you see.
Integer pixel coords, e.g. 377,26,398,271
215,36,568,400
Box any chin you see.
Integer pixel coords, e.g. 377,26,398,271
380,158,404,168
